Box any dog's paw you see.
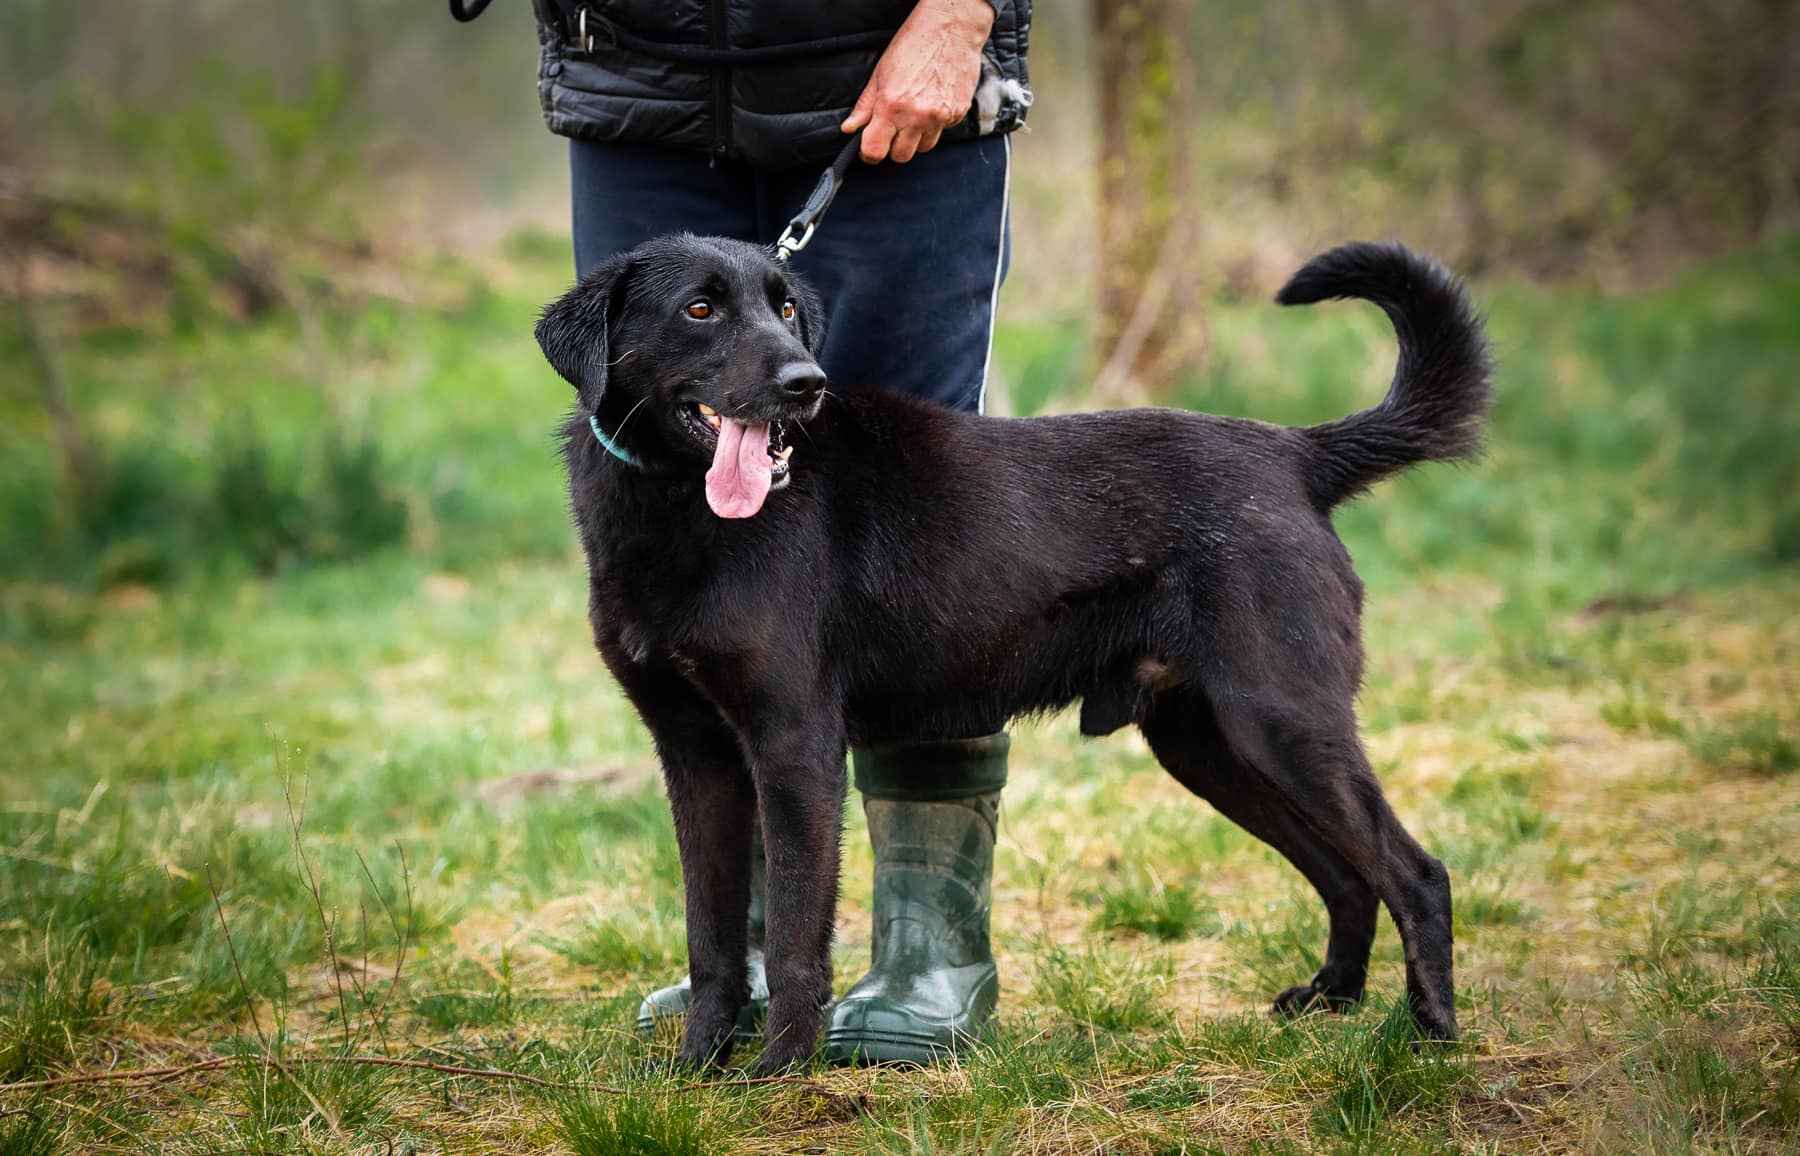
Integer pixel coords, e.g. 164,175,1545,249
676,1019,739,1070
1272,983,1361,1019
748,1045,815,1078
748,1020,820,1077
675,1041,734,1071
1406,995,1459,1044
675,1043,734,1071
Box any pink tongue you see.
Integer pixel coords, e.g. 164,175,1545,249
704,418,773,518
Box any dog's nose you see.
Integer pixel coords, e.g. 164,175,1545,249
775,361,826,399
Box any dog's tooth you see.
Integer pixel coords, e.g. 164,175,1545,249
774,446,793,462
696,402,717,417
708,415,721,430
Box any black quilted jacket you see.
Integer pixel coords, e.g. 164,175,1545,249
528,0,1032,169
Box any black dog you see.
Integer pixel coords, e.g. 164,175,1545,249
537,234,1490,1073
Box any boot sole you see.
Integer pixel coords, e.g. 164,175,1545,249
824,1025,970,1067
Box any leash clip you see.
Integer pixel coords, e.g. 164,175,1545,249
773,220,816,263
773,134,861,262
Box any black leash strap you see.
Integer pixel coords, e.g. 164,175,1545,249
775,134,863,262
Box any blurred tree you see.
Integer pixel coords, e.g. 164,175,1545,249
5,243,96,518
1091,0,1203,403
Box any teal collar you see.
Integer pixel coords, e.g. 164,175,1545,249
588,412,640,467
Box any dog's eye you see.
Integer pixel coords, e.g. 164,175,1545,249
685,300,713,320
780,300,797,321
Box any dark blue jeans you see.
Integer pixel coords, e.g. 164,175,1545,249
571,136,1012,414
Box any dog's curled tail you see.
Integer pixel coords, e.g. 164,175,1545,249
1278,242,1492,510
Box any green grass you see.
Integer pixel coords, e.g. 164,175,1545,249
1687,712,1799,775
1617,878,1800,1147
543,905,687,977
1033,942,1174,1032
1308,1003,1471,1144
231,1053,400,1143
557,1090,719,1156
1,234,1798,1152
0,938,107,1082
1089,869,1223,942
0,1104,65,1156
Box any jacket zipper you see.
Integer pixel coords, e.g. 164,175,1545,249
708,0,730,157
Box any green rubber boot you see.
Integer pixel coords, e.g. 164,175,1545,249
826,734,1008,1066
636,828,769,1040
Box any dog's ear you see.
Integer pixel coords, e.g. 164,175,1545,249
536,253,635,407
788,273,828,357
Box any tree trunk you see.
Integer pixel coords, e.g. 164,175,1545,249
1743,0,1799,239
1091,0,1202,405
7,247,97,517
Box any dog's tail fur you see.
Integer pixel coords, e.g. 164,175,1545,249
1277,242,1492,510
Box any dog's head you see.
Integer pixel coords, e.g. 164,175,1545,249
537,234,827,519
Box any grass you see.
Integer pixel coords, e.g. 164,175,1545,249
1688,712,1800,775
1089,868,1223,942
0,938,108,1083
0,1105,64,1156
1308,1003,1471,1144
1032,943,1174,1032
0,233,1797,1152
557,1090,719,1156
543,905,688,977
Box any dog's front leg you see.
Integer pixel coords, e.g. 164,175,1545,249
662,750,759,1069
607,656,757,1069
744,715,847,1075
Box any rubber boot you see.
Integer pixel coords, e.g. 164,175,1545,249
825,734,1007,1065
636,827,769,1040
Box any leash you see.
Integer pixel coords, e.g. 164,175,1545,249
448,0,492,22
775,133,863,262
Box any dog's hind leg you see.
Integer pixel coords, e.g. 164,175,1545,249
1192,677,1456,1040
607,657,759,1069
1140,690,1378,1016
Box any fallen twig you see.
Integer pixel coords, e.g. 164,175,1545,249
0,1051,855,1101
0,1054,576,1096
306,1054,578,1089
0,1057,235,1093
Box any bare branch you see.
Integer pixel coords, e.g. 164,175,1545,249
279,747,355,1053
0,1052,865,1103
205,865,270,1058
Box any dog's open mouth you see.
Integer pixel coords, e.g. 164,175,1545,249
691,402,792,519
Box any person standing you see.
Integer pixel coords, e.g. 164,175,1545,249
490,0,1032,1063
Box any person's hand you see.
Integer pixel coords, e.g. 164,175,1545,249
841,0,994,164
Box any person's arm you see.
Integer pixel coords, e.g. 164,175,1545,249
840,0,996,164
